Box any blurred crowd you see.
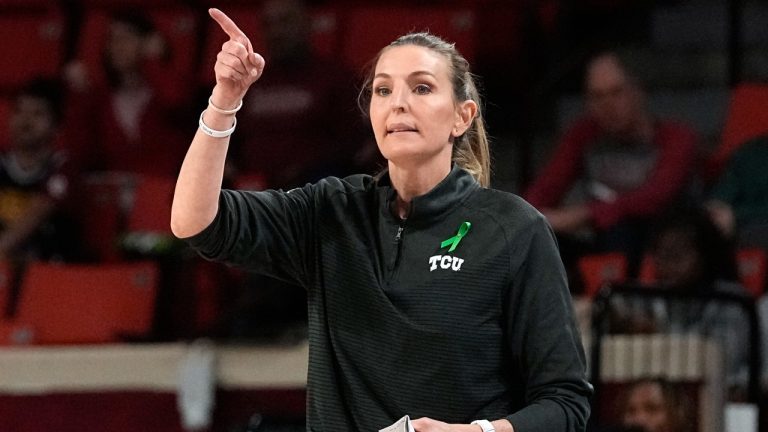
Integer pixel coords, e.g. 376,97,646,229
1,0,768,430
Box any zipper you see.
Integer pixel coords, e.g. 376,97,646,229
388,224,405,281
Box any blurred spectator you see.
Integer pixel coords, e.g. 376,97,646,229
63,10,189,176
650,207,739,292
707,135,768,249
231,0,374,189
609,207,751,397
618,378,693,432
0,78,83,263
525,51,698,277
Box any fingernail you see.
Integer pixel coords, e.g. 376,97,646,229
251,68,258,77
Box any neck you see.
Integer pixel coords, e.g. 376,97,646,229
388,161,451,218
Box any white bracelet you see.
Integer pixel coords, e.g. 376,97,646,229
470,420,495,432
208,96,242,115
199,109,236,138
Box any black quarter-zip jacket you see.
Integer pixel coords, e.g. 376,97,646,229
185,165,592,432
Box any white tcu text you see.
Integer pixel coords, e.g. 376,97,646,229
428,255,465,272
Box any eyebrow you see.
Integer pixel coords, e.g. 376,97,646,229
373,70,438,80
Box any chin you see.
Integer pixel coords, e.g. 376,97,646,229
381,151,424,166
378,140,420,161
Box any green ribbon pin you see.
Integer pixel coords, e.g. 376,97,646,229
440,221,471,252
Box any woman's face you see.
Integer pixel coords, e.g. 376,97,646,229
369,45,470,169
622,382,672,432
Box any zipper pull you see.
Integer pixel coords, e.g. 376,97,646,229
394,226,404,242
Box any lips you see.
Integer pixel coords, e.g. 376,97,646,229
386,122,418,135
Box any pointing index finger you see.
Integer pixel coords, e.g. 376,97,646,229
209,8,252,51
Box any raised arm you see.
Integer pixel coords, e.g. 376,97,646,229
170,8,264,238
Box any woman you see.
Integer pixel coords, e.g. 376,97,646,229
171,9,591,432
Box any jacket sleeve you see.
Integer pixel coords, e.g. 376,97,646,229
505,216,593,432
183,186,316,288
588,122,698,229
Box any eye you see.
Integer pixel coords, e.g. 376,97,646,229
414,84,432,95
374,86,391,97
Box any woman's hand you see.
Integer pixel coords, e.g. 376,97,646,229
411,418,513,432
208,8,265,109
411,418,475,432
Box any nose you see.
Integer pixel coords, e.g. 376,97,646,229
389,84,409,112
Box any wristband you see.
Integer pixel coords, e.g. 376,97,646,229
208,96,242,115
471,420,495,432
198,110,236,138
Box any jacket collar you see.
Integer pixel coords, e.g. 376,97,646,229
376,164,480,226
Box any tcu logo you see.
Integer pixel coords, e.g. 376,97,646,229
429,255,465,272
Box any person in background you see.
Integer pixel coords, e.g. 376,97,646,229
171,8,591,432
524,51,698,279
0,78,82,263
618,378,693,432
64,10,189,176
609,207,751,398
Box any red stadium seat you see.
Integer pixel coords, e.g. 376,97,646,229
637,254,657,285
0,0,53,7
0,10,65,91
638,249,764,297
736,248,767,298
4,261,159,344
0,321,34,344
79,172,133,262
0,261,14,318
340,6,477,71
126,175,176,235
578,252,628,298
76,173,178,261
707,84,768,178
77,0,182,6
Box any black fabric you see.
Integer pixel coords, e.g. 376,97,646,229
186,165,592,432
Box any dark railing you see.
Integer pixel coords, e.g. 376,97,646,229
588,282,761,431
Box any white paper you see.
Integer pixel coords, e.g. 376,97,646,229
379,415,416,432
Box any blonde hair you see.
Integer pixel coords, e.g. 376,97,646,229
358,32,491,187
